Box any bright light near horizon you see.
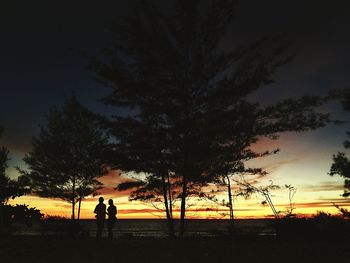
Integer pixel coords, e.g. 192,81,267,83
9,183,349,219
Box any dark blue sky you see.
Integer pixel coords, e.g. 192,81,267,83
1,0,350,169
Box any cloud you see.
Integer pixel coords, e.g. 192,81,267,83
95,169,143,198
97,186,135,198
260,158,302,174
276,198,350,209
98,170,123,186
300,181,344,192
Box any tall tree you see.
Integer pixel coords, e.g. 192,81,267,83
329,89,350,198
22,96,108,222
85,0,330,236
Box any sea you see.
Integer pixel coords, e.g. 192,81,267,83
14,219,276,237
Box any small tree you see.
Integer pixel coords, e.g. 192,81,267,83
0,127,28,231
329,150,350,198
207,95,330,226
22,96,108,222
329,89,350,198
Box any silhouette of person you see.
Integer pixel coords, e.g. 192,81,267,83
107,199,117,239
94,197,106,239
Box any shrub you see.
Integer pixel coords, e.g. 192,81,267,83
272,212,350,239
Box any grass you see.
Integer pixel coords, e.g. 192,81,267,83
1,234,350,263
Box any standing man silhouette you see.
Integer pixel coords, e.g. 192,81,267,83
94,197,106,239
107,199,117,239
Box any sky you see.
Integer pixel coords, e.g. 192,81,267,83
1,0,350,219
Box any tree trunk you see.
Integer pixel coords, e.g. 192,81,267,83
264,192,279,218
72,198,75,221
226,175,235,235
71,178,76,222
161,175,175,237
226,175,234,227
179,20,191,238
179,176,187,237
167,173,173,219
77,197,82,221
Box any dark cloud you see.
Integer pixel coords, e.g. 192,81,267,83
1,0,350,152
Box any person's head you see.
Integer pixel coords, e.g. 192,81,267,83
108,199,114,205
99,197,104,203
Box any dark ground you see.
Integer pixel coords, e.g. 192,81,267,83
1,235,350,263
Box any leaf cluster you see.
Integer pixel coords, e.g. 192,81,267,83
22,96,109,202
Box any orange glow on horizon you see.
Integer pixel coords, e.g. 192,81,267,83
6,130,350,220
9,192,350,220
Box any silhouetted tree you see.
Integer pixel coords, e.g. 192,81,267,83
117,174,178,236
21,96,108,222
110,114,178,236
333,203,350,219
206,95,331,226
0,127,28,232
329,89,350,198
85,0,330,236
236,179,281,218
284,184,297,217
9,204,44,225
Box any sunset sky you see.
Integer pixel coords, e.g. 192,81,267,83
1,0,350,219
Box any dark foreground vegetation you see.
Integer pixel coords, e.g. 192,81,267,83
1,234,350,263
1,214,350,263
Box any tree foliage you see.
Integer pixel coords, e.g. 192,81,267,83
0,127,28,205
329,89,350,197
1,127,29,233
22,96,109,220
85,0,330,235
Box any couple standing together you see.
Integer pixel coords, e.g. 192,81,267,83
94,197,117,239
